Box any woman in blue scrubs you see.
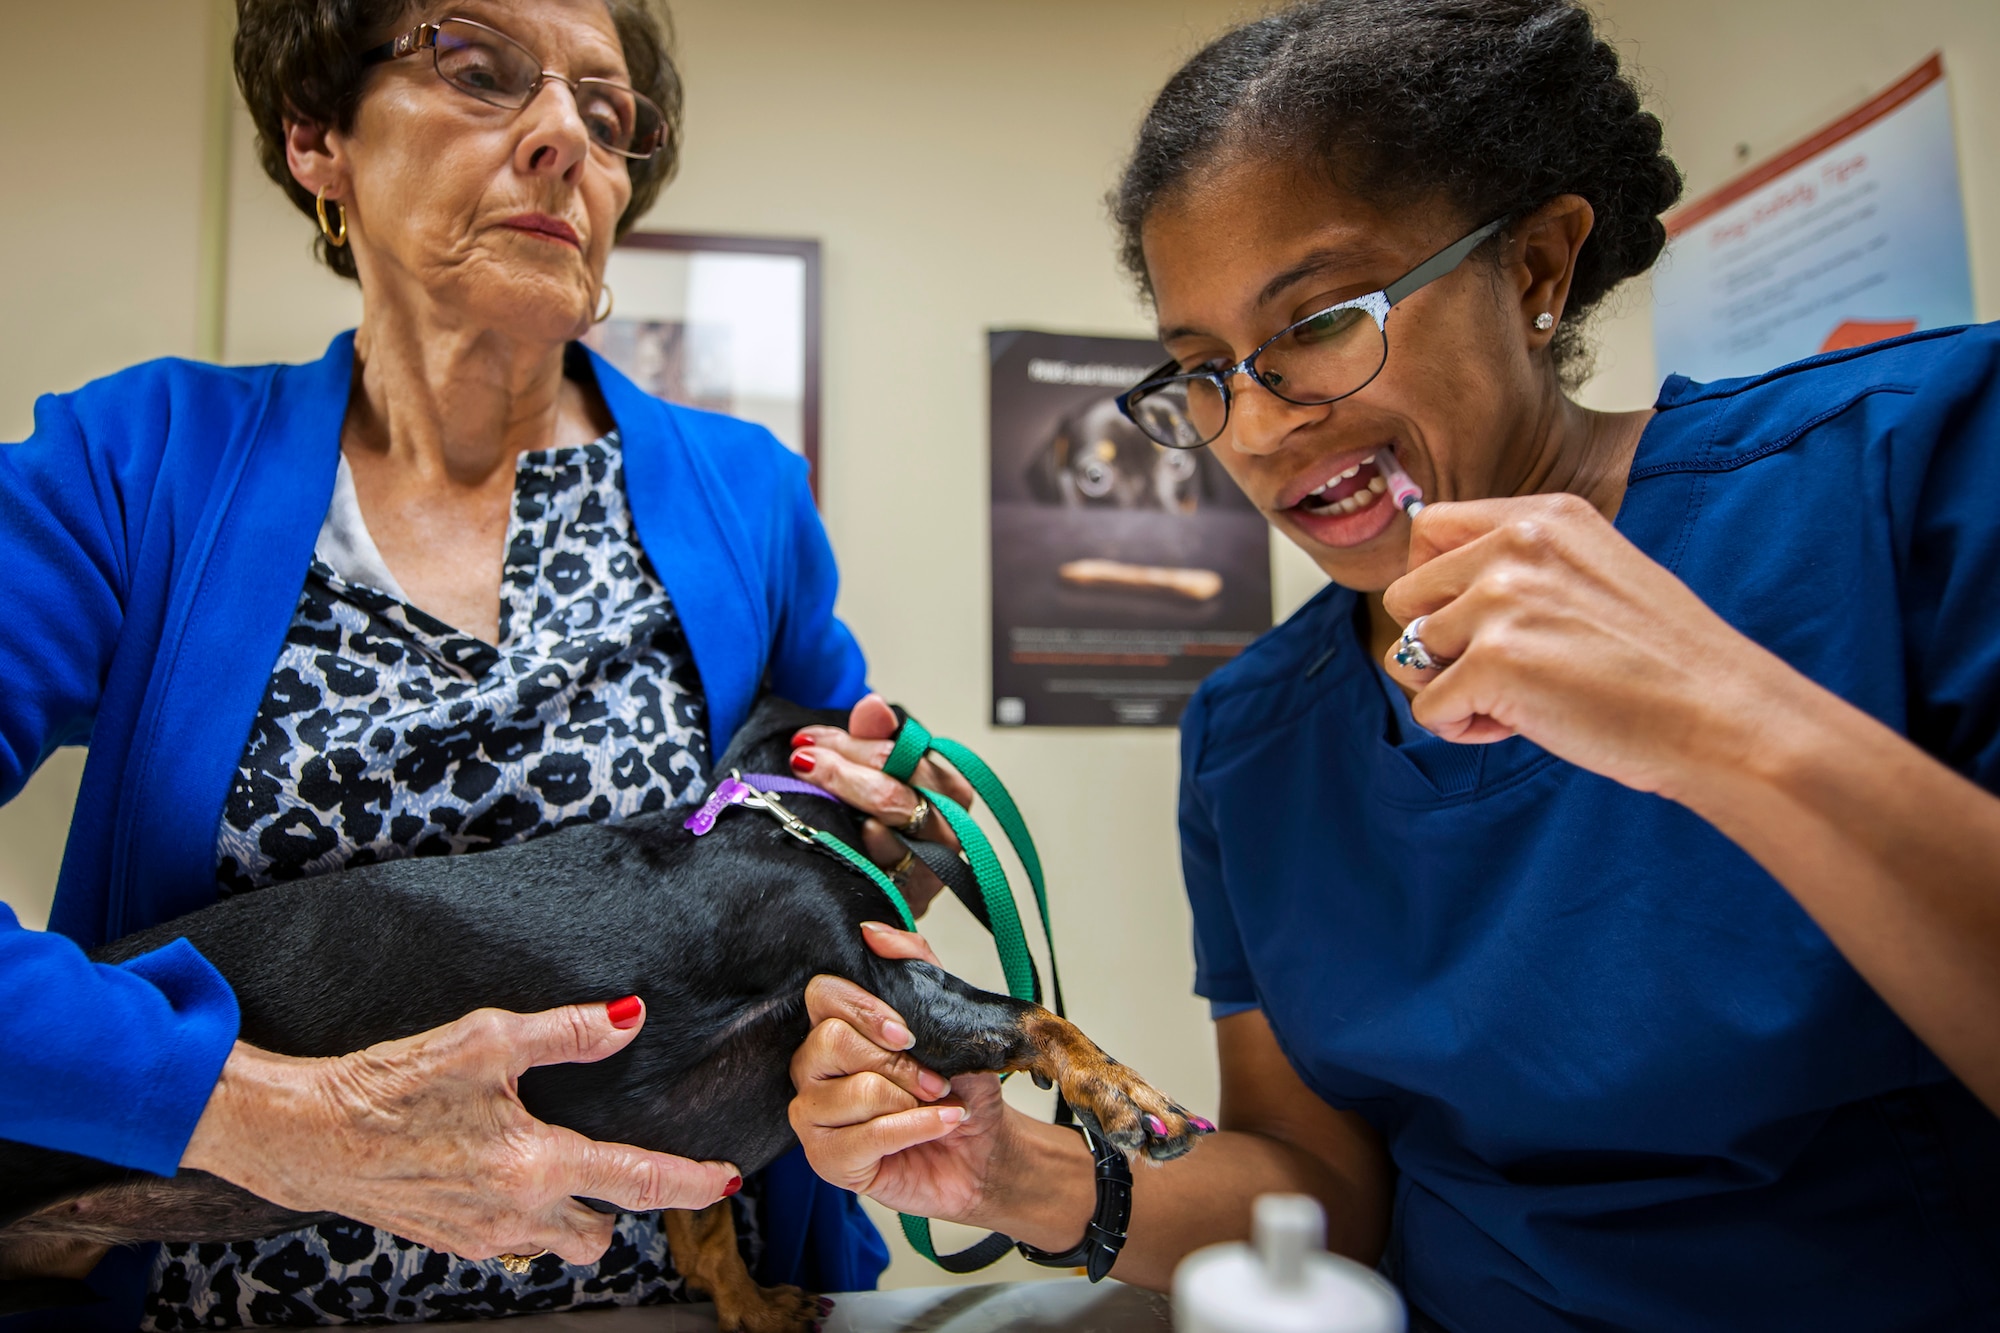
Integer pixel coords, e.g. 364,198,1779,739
786,1,2000,1328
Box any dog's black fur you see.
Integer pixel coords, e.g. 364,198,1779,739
0,698,1200,1325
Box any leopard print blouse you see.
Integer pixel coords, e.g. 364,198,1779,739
142,432,755,1328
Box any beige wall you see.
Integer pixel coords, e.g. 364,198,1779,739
0,0,224,927
1579,0,2000,410
2,0,1994,1292
0,4,210,430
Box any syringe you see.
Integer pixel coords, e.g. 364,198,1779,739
1375,451,1426,516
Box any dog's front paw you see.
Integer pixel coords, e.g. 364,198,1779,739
716,1282,828,1333
1061,1060,1213,1163
1019,1014,1216,1162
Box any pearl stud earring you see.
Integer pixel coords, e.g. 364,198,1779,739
1534,313,1555,331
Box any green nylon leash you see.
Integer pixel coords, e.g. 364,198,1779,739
882,713,1069,1272
809,829,916,931
912,788,1035,1002
923,737,1065,1017
882,714,1055,1010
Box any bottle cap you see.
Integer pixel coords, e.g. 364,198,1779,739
1256,1193,1324,1288
1172,1194,1406,1333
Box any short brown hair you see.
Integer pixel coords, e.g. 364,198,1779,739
235,0,683,281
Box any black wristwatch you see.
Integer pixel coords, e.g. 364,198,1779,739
1014,1121,1132,1282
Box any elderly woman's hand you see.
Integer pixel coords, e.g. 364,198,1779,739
181,998,740,1265
788,694,979,916
1380,493,1797,802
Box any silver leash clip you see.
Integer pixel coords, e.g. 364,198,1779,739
731,770,819,845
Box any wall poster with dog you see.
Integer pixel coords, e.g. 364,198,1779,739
990,329,1271,727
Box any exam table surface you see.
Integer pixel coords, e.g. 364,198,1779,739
484,1278,1171,1332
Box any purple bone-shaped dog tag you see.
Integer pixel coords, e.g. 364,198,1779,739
683,775,754,836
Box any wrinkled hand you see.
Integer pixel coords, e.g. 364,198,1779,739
183,999,740,1265
789,693,978,916
1381,493,1792,800
788,923,1016,1222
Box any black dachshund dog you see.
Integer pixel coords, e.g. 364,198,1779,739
0,698,1205,1331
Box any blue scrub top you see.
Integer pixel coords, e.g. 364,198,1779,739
1179,325,2000,1332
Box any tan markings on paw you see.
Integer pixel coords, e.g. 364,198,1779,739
1012,1009,1213,1162
664,1201,825,1333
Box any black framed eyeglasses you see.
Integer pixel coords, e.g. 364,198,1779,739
1116,217,1508,450
358,17,670,161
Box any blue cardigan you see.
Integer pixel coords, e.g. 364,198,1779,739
0,333,886,1325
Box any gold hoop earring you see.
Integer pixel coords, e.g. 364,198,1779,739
316,189,348,248
593,284,615,324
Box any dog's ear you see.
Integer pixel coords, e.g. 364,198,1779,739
715,695,849,774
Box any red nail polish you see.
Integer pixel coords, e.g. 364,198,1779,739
790,751,815,774
723,1175,743,1197
790,731,812,749
606,995,642,1029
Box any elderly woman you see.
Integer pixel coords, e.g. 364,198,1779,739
785,1,2000,1330
0,0,943,1326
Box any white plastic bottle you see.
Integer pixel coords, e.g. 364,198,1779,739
1173,1194,1407,1333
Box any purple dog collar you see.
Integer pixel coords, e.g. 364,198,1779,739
683,771,837,837
738,773,836,803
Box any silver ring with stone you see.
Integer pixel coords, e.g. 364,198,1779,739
1393,615,1446,672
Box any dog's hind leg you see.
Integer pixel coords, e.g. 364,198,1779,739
0,1170,323,1252
663,1202,825,1333
875,960,1212,1163
0,1170,332,1317
0,1235,106,1283
0,1236,108,1319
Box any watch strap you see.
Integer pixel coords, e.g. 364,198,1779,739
1014,1122,1132,1282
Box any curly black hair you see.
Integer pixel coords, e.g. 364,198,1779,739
235,0,683,282
1113,0,1682,383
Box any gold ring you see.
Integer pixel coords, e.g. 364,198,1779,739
900,797,932,838
889,849,916,882
498,1250,548,1275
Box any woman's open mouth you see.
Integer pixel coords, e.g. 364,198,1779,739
1296,453,1389,516
1283,451,1401,548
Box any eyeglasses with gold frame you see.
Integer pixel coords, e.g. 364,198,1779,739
357,16,669,161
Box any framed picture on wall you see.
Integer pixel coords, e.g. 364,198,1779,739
583,232,823,494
